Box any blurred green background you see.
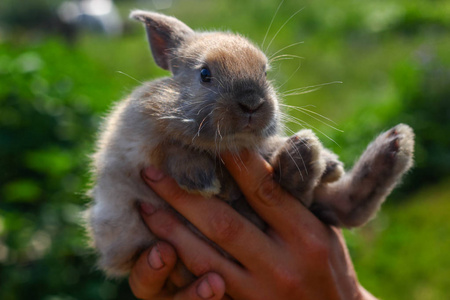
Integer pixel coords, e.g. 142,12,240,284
1,0,449,299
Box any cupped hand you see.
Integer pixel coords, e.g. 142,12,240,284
128,240,226,300
131,150,376,300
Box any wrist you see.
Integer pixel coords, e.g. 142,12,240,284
358,285,378,300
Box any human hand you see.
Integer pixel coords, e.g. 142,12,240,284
128,240,226,299
132,150,376,299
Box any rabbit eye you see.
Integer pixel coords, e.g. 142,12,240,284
200,67,212,83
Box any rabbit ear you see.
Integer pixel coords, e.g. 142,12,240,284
130,10,194,71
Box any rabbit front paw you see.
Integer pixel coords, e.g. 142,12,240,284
270,129,326,206
166,150,220,197
174,166,220,196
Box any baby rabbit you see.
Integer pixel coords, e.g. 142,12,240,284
85,10,415,277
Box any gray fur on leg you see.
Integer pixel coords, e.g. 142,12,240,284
312,124,415,227
270,129,326,207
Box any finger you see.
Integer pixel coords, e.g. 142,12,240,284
147,273,227,300
174,273,226,300
129,241,177,299
129,239,227,300
221,150,324,236
140,205,250,296
169,261,196,288
141,169,275,271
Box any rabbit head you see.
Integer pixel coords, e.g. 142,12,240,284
131,10,280,152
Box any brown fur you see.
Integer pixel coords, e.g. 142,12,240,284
85,11,415,277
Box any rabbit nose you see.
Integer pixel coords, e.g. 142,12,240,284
238,101,263,114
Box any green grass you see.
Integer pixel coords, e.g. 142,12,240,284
346,179,450,300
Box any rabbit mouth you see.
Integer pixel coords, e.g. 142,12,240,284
242,115,256,129
240,111,274,134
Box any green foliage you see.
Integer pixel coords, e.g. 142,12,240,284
0,40,133,299
345,180,450,300
1,0,449,299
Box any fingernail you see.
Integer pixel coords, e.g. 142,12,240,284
197,278,214,299
143,165,165,182
148,245,164,270
140,202,156,215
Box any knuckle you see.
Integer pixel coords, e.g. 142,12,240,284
128,271,141,294
129,251,154,299
307,238,331,262
166,184,190,204
208,209,243,244
128,278,144,299
272,265,301,292
149,211,179,237
188,257,212,277
256,173,285,207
